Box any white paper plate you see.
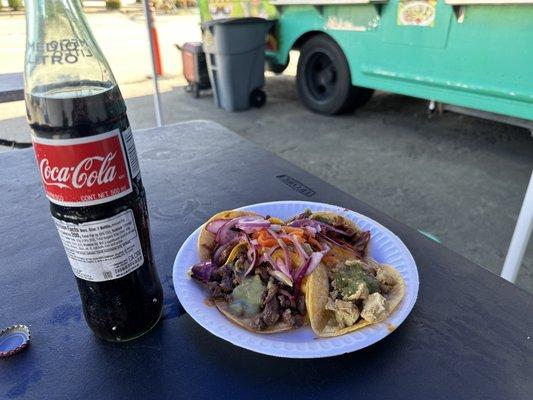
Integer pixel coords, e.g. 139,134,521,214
172,201,419,358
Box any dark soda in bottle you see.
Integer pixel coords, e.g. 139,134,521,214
24,0,163,341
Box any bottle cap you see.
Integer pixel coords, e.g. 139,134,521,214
0,325,31,358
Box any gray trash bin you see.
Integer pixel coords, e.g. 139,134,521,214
202,18,272,112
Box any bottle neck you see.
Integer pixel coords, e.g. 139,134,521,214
26,0,88,48
24,0,126,130
25,0,117,94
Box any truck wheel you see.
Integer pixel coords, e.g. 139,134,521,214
297,34,373,115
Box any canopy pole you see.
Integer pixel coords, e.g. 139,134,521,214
142,0,163,127
501,171,533,283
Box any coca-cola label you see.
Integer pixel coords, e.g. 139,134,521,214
33,129,137,207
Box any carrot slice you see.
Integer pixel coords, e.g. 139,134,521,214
257,231,277,247
283,227,304,236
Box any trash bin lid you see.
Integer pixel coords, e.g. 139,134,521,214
202,17,273,29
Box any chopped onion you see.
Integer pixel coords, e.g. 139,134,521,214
235,219,271,234
189,260,214,283
304,226,317,236
216,216,258,245
270,224,282,232
275,258,291,277
206,219,227,234
261,245,291,277
317,232,359,256
212,237,241,266
268,228,292,275
283,233,309,263
271,270,293,287
293,245,330,292
243,235,257,276
289,218,351,237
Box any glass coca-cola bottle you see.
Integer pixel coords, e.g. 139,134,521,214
24,0,163,341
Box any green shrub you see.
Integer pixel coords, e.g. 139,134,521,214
8,0,23,11
106,0,121,9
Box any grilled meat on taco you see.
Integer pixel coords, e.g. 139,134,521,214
189,210,330,333
286,210,371,260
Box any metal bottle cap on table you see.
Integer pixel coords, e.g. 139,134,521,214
0,325,31,358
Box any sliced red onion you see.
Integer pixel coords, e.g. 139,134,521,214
235,219,271,234
288,219,315,228
270,270,293,287
275,258,291,277
216,216,258,245
212,236,241,267
268,228,292,274
190,260,214,283
270,224,282,232
266,245,280,257
261,251,275,268
259,245,279,265
281,234,308,267
317,232,359,256
205,219,227,234
305,246,330,276
293,245,330,293
243,235,257,276
260,245,291,277
304,226,317,236
290,218,352,237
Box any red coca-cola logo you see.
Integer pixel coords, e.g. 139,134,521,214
33,131,132,206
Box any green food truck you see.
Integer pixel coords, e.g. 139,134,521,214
198,0,533,120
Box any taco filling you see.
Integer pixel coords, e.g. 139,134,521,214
189,211,330,332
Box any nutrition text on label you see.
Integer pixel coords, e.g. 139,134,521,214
54,209,144,282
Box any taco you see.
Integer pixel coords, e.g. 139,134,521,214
189,210,328,333
305,260,405,337
286,209,405,337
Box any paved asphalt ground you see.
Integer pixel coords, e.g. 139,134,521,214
1,10,532,293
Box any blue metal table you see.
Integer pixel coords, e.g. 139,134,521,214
1,121,532,399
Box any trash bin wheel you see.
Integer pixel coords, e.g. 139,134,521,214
250,89,266,108
297,34,373,115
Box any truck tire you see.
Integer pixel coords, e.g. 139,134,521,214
296,34,373,115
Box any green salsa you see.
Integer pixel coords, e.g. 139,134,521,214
228,275,265,317
332,261,380,298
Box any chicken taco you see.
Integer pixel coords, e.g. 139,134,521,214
305,260,405,337
189,210,330,333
